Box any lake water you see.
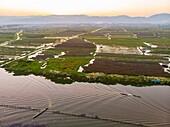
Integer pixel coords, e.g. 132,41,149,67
0,68,170,127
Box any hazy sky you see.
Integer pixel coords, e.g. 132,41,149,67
0,0,169,16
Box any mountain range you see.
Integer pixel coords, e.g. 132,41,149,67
0,13,169,24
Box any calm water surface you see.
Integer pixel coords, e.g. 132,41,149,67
0,68,170,127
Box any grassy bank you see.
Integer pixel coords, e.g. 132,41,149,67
3,58,170,87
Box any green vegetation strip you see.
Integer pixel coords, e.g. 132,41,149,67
96,54,167,62
10,39,56,47
3,57,170,86
88,38,145,47
0,47,34,56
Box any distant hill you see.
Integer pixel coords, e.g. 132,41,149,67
0,13,169,24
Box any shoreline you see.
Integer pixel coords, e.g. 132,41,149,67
3,66,170,87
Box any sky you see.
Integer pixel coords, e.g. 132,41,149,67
0,0,169,16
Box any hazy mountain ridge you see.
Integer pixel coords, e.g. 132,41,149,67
0,13,169,24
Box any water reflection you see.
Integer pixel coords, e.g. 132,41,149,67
0,68,170,127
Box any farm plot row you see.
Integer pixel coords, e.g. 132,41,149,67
82,31,132,39
97,53,167,62
159,31,170,38
9,39,57,47
150,48,170,55
84,32,105,37
21,27,86,39
0,31,17,43
83,59,170,77
135,32,158,38
0,31,17,38
98,28,125,33
34,38,96,60
54,39,96,56
88,38,145,47
0,46,33,56
51,30,87,37
23,33,50,38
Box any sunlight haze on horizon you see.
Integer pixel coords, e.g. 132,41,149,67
0,0,169,16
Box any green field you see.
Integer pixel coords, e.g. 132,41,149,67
0,46,34,56
88,38,145,47
10,38,57,47
0,30,17,43
1,24,170,86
